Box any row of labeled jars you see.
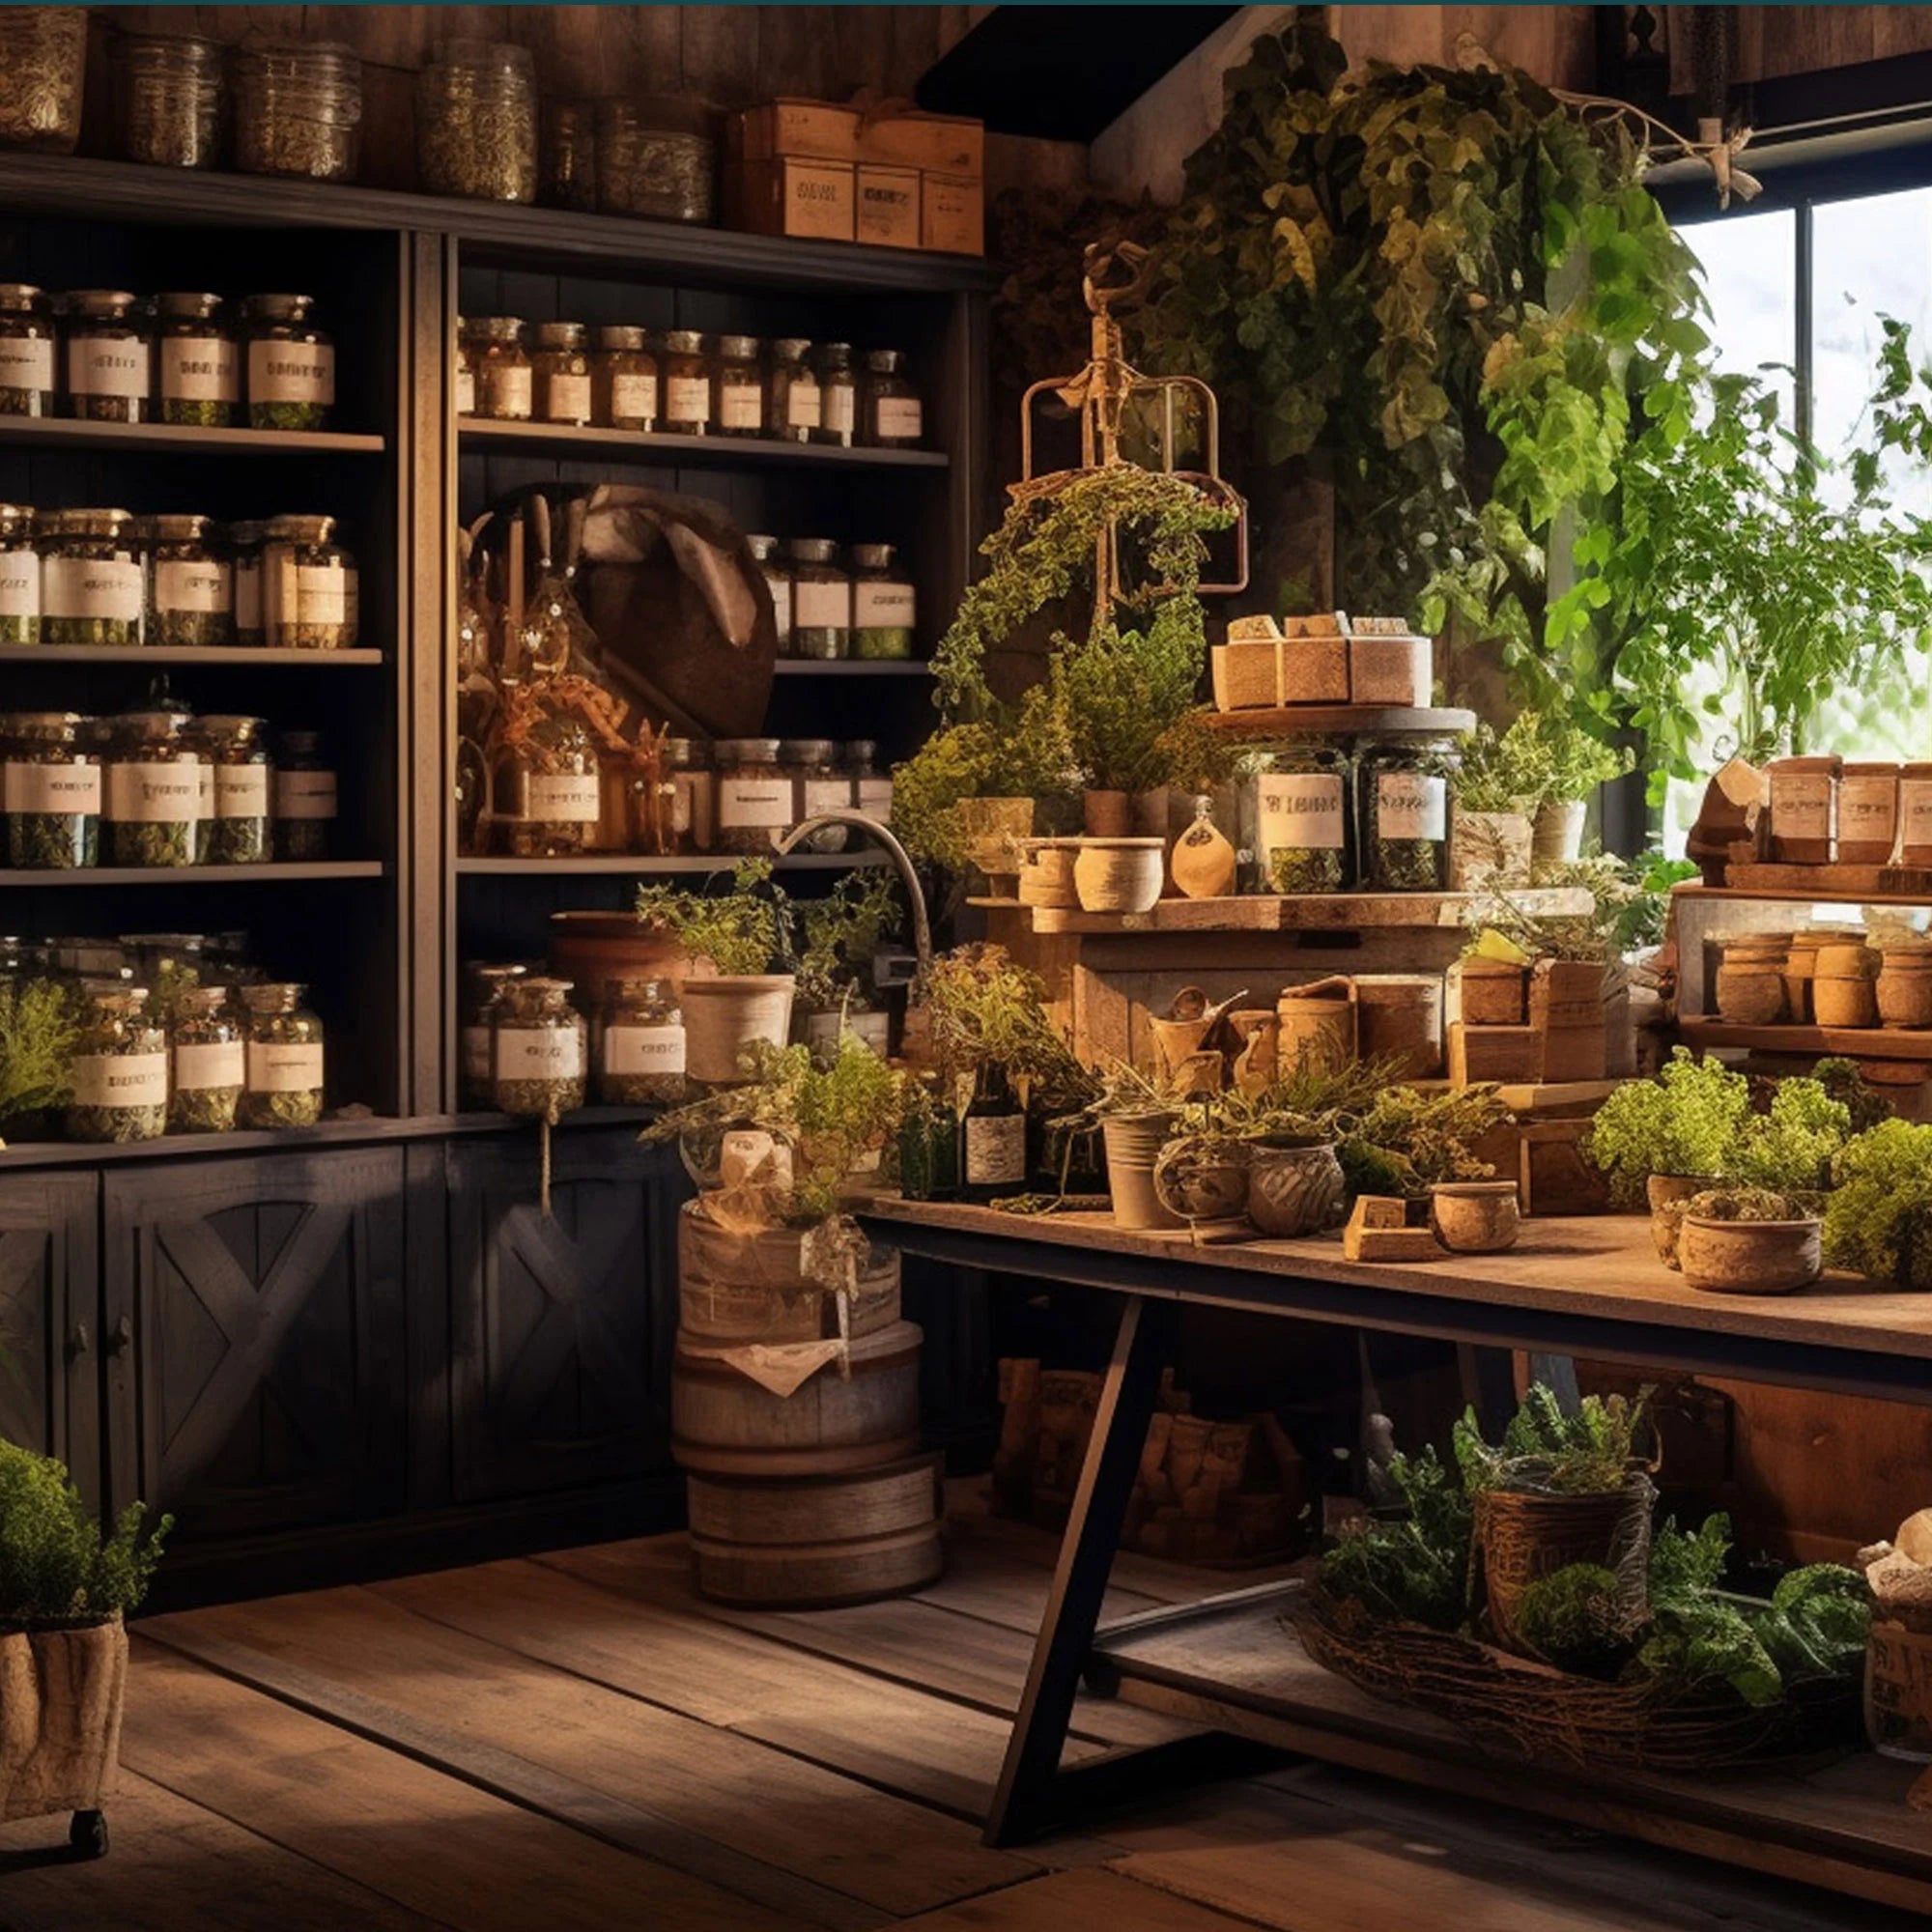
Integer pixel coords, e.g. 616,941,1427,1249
1713,929,1932,1030
1766,757,1932,866
461,323,923,446
1,710,337,869
0,287,335,427
461,965,683,1112
748,536,915,660
0,509,357,650
1238,738,1461,893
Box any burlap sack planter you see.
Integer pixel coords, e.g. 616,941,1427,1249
0,1612,125,1851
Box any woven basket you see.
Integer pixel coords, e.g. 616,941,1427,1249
1471,1475,1656,1656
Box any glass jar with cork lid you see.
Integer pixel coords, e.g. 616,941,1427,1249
850,543,915,659
860,348,923,447
0,502,38,642
490,975,586,1118
242,293,334,430
67,982,169,1143
765,337,819,442
168,986,243,1134
261,514,357,649
813,342,856,446
469,316,531,420
746,534,791,655
714,738,791,854
145,513,232,648
598,978,686,1104
154,292,238,425
1242,741,1354,892
2,710,99,869
532,320,592,425
63,291,150,422
593,325,657,429
198,714,272,865
493,696,600,857
0,285,55,415
659,329,710,435
711,334,763,438
102,706,207,868
240,981,326,1127
787,539,850,660
461,960,526,1108
1357,736,1455,891
39,508,144,646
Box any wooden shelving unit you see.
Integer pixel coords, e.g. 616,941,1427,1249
455,851,889,876
0,417,385,456
992,886,1592,937
1677,1016,1932,1061
459,416,949,470
1203,704,1476,739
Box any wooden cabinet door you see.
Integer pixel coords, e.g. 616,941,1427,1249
0,1169,100,1507
101,1150,409,1543
446,1125,678,1503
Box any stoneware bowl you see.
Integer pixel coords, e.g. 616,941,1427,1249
1429,1179,1520,1254
1677,1215,1823,1295
1071,837,1165,915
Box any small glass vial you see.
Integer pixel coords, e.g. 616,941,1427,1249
102,706,206,867
711,333,762,438
2,709,99,868
861,348,922,447
67,982,168,1143
262,514,357,649
599,978,686,1104
169,985,243,1134
230,521,266,645
814,341,856,446
240,980,326,1127
454,313,475,415
0,285,55,414
766,336,819,442
845,739,892,827
787,539,850,660
533,319,592,425
199,714,272,865
593,324,657,429
491,975,586,1118
495,703,600,856
242,293,334,430
659,329,710,435
850,543,915,659
154,292,239,426
0,502,39,641
783,738,849,852
714,737,791,854
64,291,150,422
745,534,792,655
39,508,144,646
666,737,714,854
273,730,337,861
145,513,233,647
1358,738,1456,891
461,960,526,1108
469,316,531,420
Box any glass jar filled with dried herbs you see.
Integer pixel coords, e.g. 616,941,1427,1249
199,715,271,865
491,976,586,1118
846,740,892,825
0,285,56,414
0,6,86,154
262,514,357,650
746,534,791,655
1242,741,1354,893
416,40,537,204
230,522,266,645
469,316,531,420
145,513,233,647
153,292,238,425
242,293,335,430
1358,736,1457,892
168,985,242,1133
461,960,526,1108
715,738,790,855
787,539,850,660
272,728,337,860
595,97,716,223
598,979,686,1104
814,342,857,447
102,707,206,867
39,508,144,646
112,32,222,170
541,98,597,212
532,320,592,425
711,334,762,439
2,710,99,868
783,738,849,852
659,330,710,435
232,42,362,183
663,737,714,853
0,502,39,641
850,543,915,659
494,702,600,858
860,349,923,447
64,291,150,422
765,337,819,442
67,981,169,1143
592,326,656,429
240,981,326,1127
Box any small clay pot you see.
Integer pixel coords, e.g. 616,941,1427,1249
1246,1136,1347,1237
1647,1172,1716,1268
1814,975,1879,1029
1152,1133,1251,1224
1677,1216,1822,1295
1877,949,1932,1029
1016,839,1080,909
1715,960,1786,1026
1072,838,1165,914
1430,1179,1520,1253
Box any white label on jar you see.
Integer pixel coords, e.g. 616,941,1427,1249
1259,772,1345,851
611,371,658,421
0,334,51,393
718,778,792,829
246,1040,325,1093
543,372,591,422
160,336,239,402
1840,776,1896,842
666,374,709,424
803,777,850,817
794,579,850,630
874,395,923,441
1376,773,1446,842
69,336,147,398
70,1050,168,1109
235,560,261,631
1771,774,1833,842
297,562,351,627
784,381,821,430
248,340,335,406
198,760,213,816
823,384,856,436
43,555,141,622
215,763,269,818
604,1023,686,1076
526,773,601,823
4,760,99,814
0,550,37,616
856,777,892,824
462,1024,491,1086
481,364,530,416
718,379,761,431
964,1113,1026,1186
174,1038,244,1091
455,364,475,415
854,581,915,628
275,770,337,819
155,558,231,614
106,759,202,823
495,1027,582,1080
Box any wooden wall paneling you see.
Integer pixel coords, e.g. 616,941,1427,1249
403,1137,454,1514
0,1170,101,1508
680,3,765,107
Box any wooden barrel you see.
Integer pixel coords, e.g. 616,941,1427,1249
671,1319,923,1475
678,1201,901,1347
686,1453,945,1607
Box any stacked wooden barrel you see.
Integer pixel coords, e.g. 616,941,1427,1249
670,1202,944,1605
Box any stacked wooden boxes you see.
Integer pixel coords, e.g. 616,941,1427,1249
1211,611,1433,713
1446,957,1616,1086
725,99,984,253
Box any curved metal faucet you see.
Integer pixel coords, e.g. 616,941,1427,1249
772,810,933,972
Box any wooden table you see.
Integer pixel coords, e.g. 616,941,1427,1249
862,1202,1932,1914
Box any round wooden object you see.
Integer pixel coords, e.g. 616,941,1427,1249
550,912,703,1005
678,1201,901,1347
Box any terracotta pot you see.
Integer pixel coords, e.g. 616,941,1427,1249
1072,838,1165,914
1532,796,1587,868
1448,808,1534,891
1878,949,1932,1029
1430,1179,1520,1254
1083,789,1132,837
1815,976,1879,1029
1458,957,1527,1026
1152,1134,1251,1224
1016,838,1080,909
1715,960,1786,1026
1678,1216,1822,1295
1647,1172,1716,1268
1246,1136,1347,1237
682,975,796,1085
1815,941,1880,980
551,911,705,1009
1353,974,1443,1078
0,1614,125,1833
1101,1110,1182,1231
1276,976,1357,1074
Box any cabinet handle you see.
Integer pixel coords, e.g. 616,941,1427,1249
67,1321,89,1359
105,1315,132,1356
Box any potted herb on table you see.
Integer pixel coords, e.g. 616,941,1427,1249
1824,1120,1932,1291
1448,722,1538,891
790,868,904,1065
1582,1048,1750,1248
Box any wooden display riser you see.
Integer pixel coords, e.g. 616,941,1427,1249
976,887,1592,937
1679,1017,1932,1064
1721,864,1932,900
1200,704,1476,739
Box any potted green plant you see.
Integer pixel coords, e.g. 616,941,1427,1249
0,1440,171,1860
1673,1185,1823,1295
790,869,904,1065
1582,1049,1750,1244
1049,1060,1187,1232
1524,712,1633,867
637,859,793,1086
1825,1120,1932,1290
1448,723,1538,891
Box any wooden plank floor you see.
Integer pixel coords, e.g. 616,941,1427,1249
0,1481,1918,1932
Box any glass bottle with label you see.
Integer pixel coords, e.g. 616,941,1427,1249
745,534,791,655
532,319,592,425
849,543,915,659
0,502,38,641
154,292,238,426
469,315,531,420
1358,737,1456,891
666,737,714,853
145,513,233,647
103,706,207,867
272,729,336,860
198,714,272,864
495,699,600,857
845,740,892,826
242,293,334,430
261,514,357,649
593,324,656,429
67,982,169,1143
490,975,585,1118
961,1059,1026,1202
813,341,856,447
64,291,150,422
787,539,850,660
860,348,922,447
168,985,243,1133
2,710,99,868
229,521,266,646
659,329,710,435
715,737,791,854
765,336,818,442
0,285,56,415
460,960,526,1108
783,738,849,852
711,333,763,439
1243,741,1354,892
599,978,686,1103
239,981,326,1127
39,509,144,646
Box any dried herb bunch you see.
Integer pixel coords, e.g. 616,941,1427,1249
0,976,77,1126
917,944,1096,1117
636,858,786,979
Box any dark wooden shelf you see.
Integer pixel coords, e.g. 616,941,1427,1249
0,645,384,666
0,861,384,887
459,417,949,470
1678,1016,1932,1061
457,851,889,876
771,659,933,676
0,416,384,456
1202,704,1477,739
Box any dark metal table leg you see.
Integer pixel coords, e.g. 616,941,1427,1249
984,1290,1176,1846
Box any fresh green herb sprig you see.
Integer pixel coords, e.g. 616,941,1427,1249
1823,1119,1932,1288
636,858,787,979
0,1438,171,1622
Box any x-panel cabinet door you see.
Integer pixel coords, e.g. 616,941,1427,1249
0,1169,100,1507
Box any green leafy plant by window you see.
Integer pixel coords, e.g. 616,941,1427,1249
0,1440,171,1623
636,859,785,978
1823,1119,1932,1289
